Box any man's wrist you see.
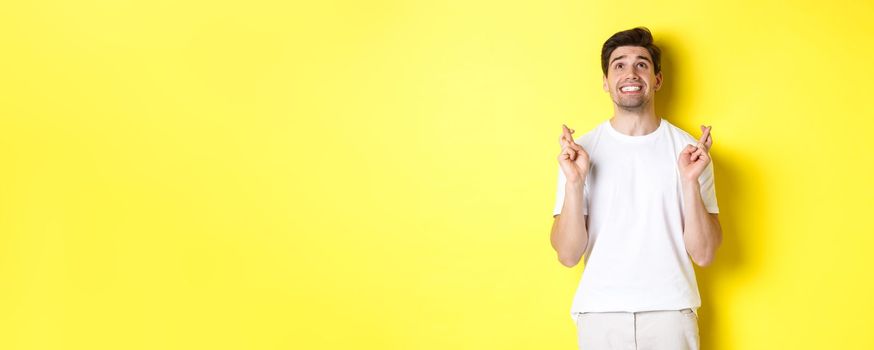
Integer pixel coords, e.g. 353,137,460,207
565,178,586,192
681,179,701,193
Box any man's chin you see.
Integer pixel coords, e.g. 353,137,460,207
616,99,646,110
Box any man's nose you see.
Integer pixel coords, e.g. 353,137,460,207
622,75,639,84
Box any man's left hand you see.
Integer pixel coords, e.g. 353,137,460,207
678,125,713,182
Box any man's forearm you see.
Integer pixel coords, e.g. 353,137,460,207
681,180,722,267
551,181,588,267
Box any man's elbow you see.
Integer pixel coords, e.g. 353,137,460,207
691,247,719,267
558,253,581,268
690,228,722,267
691,254,714,267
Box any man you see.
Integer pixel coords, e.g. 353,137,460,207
550,27,722,350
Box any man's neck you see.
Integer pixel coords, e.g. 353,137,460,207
609,107,660,136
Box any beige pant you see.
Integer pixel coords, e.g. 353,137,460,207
575,308,699,350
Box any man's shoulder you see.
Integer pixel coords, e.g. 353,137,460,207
662,119,698,144
573,120,606,144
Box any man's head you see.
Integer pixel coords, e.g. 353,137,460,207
600,27,663,111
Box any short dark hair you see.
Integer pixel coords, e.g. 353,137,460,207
601,27,661,76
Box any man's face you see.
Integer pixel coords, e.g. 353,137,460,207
602,45,662,111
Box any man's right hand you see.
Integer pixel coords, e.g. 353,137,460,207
558,124,590,184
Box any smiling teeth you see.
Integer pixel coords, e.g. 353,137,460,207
621,86,641,92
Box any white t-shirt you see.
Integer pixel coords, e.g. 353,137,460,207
553,117,719,322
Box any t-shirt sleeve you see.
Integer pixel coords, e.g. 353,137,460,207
698,159,719,213
553,166,588,217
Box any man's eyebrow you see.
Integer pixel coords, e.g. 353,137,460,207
610,55,653,66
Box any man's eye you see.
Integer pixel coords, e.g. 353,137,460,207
616,64,623,69
637,63,647,68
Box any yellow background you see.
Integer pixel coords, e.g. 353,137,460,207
1,0,872,349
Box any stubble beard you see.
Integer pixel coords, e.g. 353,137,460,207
614,92,648,112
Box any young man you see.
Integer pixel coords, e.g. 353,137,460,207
550,27,722,350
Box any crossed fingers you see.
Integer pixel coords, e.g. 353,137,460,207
697,125,713,151
561,124,583,152
690,125,713,162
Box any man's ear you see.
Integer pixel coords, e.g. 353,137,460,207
655,71,663,91
602,75,608,92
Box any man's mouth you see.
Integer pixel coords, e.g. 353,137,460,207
620,85,643,94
